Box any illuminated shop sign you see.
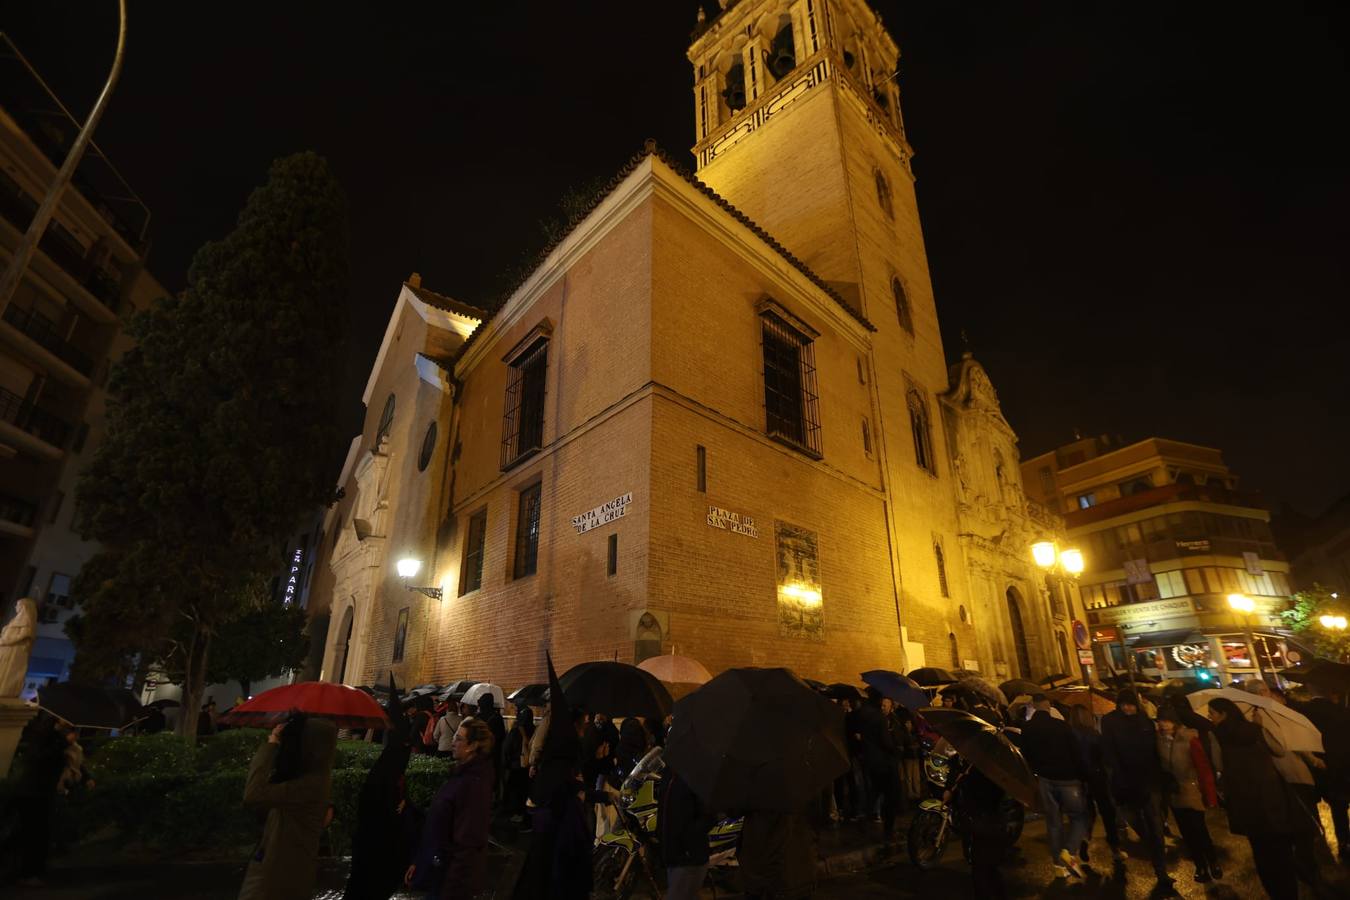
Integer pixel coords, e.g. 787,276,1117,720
285,548,302,605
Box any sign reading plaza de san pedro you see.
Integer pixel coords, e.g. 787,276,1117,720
571,492,632,535
707,505,760,538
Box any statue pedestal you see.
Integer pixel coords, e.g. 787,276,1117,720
0,697,38,778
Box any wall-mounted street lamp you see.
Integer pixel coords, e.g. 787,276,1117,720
397,557,443,600
1227,593,1263,679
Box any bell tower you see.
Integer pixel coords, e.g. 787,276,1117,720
688,0,921,327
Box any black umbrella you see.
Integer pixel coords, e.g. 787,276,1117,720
507,683,550,707
559,661,673,720
146,698,181,709
861,670,929,713
665,667,848,812
825,683,864,703
1278,660,1350,692
998,679,1042,702
437,679,478,702
920,707,1037,809
907,667,958,686
38,683,144,730
800,678,828,692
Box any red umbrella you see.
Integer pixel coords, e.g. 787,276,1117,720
218,681,388,729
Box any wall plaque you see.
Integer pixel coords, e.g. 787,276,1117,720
775,521,823,640
707,505,759,538
572,492,632,535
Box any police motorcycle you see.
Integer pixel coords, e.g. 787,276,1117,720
906,738,1025,869
592,746,744,899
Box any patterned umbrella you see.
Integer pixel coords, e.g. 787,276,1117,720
218,681,388,729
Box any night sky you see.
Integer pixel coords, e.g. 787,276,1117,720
6,2,1347,517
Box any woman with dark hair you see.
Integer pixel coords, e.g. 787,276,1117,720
1207,696,1298,900
407,716,496,899
1065,704,1124,864
1156,707,1221,882
239,713,339,900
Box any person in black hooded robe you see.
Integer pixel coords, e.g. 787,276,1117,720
512,655,592,900
343,676,421,900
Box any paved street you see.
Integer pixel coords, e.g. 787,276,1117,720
12,802,1350,899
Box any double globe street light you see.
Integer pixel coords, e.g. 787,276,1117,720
1226,592,1265,680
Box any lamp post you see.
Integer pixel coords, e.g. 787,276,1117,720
1227,593,1262,681
397,557,443,601
1032,540,1087,678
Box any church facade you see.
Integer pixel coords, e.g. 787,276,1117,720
313,0,1081,690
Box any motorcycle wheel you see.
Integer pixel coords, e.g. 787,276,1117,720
999,797,1025,844
906,809,949,870
592,844,637,900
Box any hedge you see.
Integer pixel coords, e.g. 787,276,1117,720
22,732,452,856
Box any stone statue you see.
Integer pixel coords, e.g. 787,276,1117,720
0,598,38,698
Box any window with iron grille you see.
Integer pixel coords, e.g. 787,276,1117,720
907,386,935,474
761,312,821,457
461,508,487,594
934,542,949,597
892,276,913,333
513,482,542,579
501,339,548,469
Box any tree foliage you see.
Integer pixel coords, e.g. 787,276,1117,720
1280,584,1350,662
206,598,310,695
71,152,349,737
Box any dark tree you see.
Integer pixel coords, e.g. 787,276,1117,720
72,152,349,740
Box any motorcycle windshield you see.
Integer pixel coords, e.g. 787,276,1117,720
621,745,666,803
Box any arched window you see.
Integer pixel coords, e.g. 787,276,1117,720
892,276,912,332
874,168,893,219
934,541,949,597
949,632,960,668
907,388,935,474
417,421,438,472
376,393,396,442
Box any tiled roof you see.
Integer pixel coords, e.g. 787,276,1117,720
404,283,488,321
453,142,875,365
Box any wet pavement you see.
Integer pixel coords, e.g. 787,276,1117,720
9,804,1350,898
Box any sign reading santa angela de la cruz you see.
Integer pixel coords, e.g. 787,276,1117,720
571,493,632,535
707,505,759,538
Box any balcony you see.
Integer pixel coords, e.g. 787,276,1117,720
1,304,94,379
0,492,37,538
0,386,71,458
1066,482,1267,529
0,188,123,320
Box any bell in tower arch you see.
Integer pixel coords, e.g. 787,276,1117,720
722,62,747,111
767,23,796,78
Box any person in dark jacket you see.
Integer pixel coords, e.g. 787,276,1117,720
503,705,535,822
476,694,507,795
739,809,817,899
1022,695,1089,878
948,759,1009,899
1208,697,1299,900
1066,705,1124,864
198,698,218,737
617,716,649,775
856,689,902,840
8,716,84,887
513,661,591,900
1099,690,1171,891
1300,688,1350,863
345,687,419,900
406,716,494,900
844,699,868,820
661,767,712,900
238,714,339,900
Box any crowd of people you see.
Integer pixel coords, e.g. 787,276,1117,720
1006,681,1350,899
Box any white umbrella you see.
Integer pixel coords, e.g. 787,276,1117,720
1188,688,1324,753
637,654,713,685
461,682,505,711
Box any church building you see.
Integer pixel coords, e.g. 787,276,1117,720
311,0,1081,690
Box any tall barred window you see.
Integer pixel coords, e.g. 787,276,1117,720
501,338,548,468
761,311,822,458
513,482,542,579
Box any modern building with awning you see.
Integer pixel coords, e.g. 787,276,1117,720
1023,435,1292,683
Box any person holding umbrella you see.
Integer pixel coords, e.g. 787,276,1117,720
1207,696,1300,900
1100,690,1172,892
1300,684,1350,863
857,688,903,842
238,713,339,900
